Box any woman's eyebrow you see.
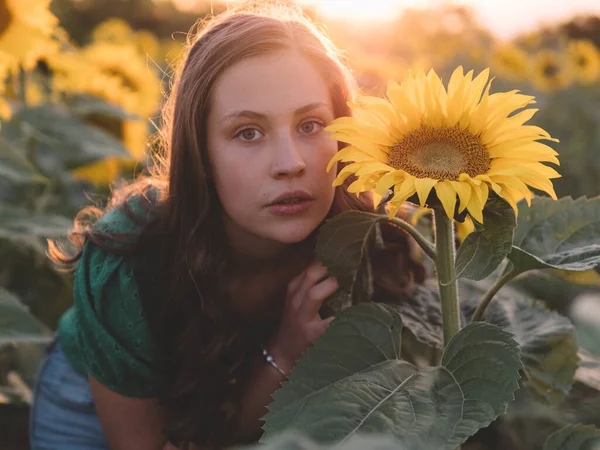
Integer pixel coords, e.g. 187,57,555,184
220,102,330,124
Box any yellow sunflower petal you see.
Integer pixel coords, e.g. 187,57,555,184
332,162,368,186
354,162,394,176
394,175,417,205
375,170,405,195
326,146,381,172
414,177,438,206
450,180,472,212
466,185,486,224
434,180,458,219
488,141,559,164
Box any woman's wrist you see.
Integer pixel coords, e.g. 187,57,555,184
262,340,295,377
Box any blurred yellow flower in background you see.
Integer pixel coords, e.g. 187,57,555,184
0,0,57,63
327,67,560,223
91,18,135,44
531,50,572,92
568,39,600,85
491,44,530,81
135,30,160,61
82,42,162,117
159,39,185,66
46,51,134,109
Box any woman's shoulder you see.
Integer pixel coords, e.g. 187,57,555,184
91,185,163,249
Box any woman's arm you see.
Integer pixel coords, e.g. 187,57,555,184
90,376,169,450
234,262,339,442
234,350,291,441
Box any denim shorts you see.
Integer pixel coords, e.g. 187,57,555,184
29,339,110,450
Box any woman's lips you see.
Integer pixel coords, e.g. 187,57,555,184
268,199,315,215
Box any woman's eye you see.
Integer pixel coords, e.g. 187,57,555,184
236,128,263,142
299,120,324,135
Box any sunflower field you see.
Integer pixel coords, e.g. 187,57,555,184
2,1,600,449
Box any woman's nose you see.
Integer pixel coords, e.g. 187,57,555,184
270,134,306,178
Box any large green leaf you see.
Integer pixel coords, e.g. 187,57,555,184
0,289,52,346
242,432,413,450
387,279,579,406
261,303,464,449
0,136,45,184
0,205,72,255
460,281,580,406
12,104,131,170
262,303,523,449
315,211,384,312
454,197,516,281
508,196,600,275
543,424,600,450
441,322,522,447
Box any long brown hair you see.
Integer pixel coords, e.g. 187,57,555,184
49,4,425,448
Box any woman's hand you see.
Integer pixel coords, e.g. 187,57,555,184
267,261,339,374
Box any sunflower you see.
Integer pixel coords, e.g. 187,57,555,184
568,39,600,85
82,42,162,117
531,50,572,92
91,18,135,44
135,30,160,61
491,45,530,81
0,0,57,62
46,51,135,110
326,67,560,223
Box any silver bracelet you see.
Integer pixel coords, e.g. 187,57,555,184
261,345,287,377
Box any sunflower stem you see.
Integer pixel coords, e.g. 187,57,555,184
471,267,519,322
433,208,461,347
17,65,28,106
388,216,437,262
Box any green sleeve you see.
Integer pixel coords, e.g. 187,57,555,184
73,241,163,397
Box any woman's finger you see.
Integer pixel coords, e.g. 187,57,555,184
300,276,339,319
292,262,328,310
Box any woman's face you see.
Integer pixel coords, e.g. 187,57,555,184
207,50,338,248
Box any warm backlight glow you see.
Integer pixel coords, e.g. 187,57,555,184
312,0,428,22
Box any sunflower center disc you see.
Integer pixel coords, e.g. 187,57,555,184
388,125,490,180
0,2,11,34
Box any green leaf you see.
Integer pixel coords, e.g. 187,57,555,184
441,322,522,447
454,197,516,281
387,281,445,348
0,205,72,255
0,136,45,184
388,279,579,406
67,94,138,121
13,104,131,170
0,289,52,346
241,432,413,450
462,280,579,406
508,196,600,275
261,303,465,449
575,348,600,391
315,211,384,312
543,424,600,450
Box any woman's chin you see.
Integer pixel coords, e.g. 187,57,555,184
268,222,319,245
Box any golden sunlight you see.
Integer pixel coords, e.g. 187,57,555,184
312,0,427,22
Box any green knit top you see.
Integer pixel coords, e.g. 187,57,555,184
57,192,164,397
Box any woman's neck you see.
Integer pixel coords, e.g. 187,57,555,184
223,217,315,274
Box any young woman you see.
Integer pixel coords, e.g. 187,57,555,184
29,4,425,450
